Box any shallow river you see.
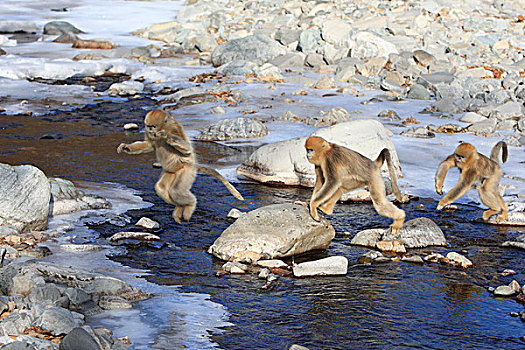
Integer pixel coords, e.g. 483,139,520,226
1,98,524,349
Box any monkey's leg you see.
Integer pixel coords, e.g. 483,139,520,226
479,176,507,222
168,168,197,222
155,172,177,205
318,188,344,215
369,175,405,234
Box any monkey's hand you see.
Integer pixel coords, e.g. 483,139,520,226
435,185,443,196
436,200,445,210
309,206,321,222
293,200,308,207
155,130,168,139
117,143,131,154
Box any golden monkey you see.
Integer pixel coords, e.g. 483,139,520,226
435,141,508,222
117,109,244,223
304,136,406,233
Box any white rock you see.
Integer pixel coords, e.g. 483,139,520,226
135,217,160,230
446,252,473,268
109,231,160,241
257,259,288,268
293,256,348,277
124,123,139,130
459,112,487,123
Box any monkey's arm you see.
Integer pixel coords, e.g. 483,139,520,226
117,141,154,154
312,166,325,195
436,168,476,210
435,155,455,195
309,177,341,221
162,132,192,156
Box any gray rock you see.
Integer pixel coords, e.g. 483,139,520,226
58,244,102,252
217,59,259,76
401,127,435,139
197,117,268,141
467,119,497,133
305,53,325,68
29,284,62,304
417,72,455,90
194,34,217,52
413,49,436,68
0,20,39,34
34,307,84,336
293,256,348,277
314,75,336,89
109,231,160,242
107,81,144,96
431,98,463,114
43,21,84,35
270,53,305,68
402,255,424,264
208,204,335,261
49,178,110,216
52,32,79,44
237,119,402,187
275,28,301,46
227,208,243,219
407,84,431,100
0,341,38,350
222,261,248,274
298,28,322,54
381,80,405,94
211,35,286,67
459,112,487,123
493,285,518,297
210,106,226,115
59,327,99,350
98,296,132,310
0,163,50,232
351,217,446,249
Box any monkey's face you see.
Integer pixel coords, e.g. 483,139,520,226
144,111,167,140
454,143,476,166
305,136,328,165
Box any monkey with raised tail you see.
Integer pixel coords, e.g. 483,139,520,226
304,136,406,233
435,141,508,222
117,109,244,223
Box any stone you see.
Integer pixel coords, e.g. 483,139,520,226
59,244,102,252
376,240,406,254
459,112,487,123
493,285,518,297
413,49,436,68
467,119,497,134
43,21,84,35
197,117,268,141
72,39,115,50
53,32,79,44
210,106,226,114
98,296,132,310
257,260,288,269
407,84,431,100
135,217,160,230
59,327,100,350
270,53,305,68
402,255,424,264
352,217,446,249
0,20,39,33
222,261,248,274
211,35,286,67
305,53,325,68
237,120,402,187
401,127,435,139
446,252,473,268
107,81,144,96
109,231,160,242
0,164,50,232
34,307,84,336
123,123,139,131
350,31,398,59
314,75,336,89
293,256,348,277
49,178,110,216
208,204,335,261
227,208,244,219
298,28,322,54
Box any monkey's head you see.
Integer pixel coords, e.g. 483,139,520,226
144,109,168,140
453,143,477,166
305,136,330,165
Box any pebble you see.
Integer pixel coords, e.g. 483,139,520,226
123,123,139,130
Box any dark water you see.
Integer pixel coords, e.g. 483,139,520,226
1,100,524,350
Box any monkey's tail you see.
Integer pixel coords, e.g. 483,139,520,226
197,165,245,201
375,149,403,202
490,141,508,164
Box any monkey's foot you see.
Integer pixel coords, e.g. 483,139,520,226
495,212,508,222
318,205,334,215
482,209,499,221
172,207,183,224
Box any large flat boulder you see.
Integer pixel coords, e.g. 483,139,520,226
211,35,287,67
0,164,50,232
208,204,335,261
236,120,402,191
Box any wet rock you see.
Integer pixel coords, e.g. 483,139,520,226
293,256,348,277
43,21,84,35
358,250,385,264
446,252,473,268
493,281,520,297
135,217,160,230
402,255,424,264
0,163,50,232
197,117,268,141
227,208,244,219
257,260,288,269
492,200,525,227
109,231,160,242
59,327,99,350
258,268,270,280
376,240,406,254
211,35,286,67
237,119,402,187
208,204,335,261
352,217,446,249
222,261,248,274
72,39,115,50
123,123,139,131
49,178,110,216
501,269,517,277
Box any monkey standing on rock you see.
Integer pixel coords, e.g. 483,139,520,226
303,136,406,234
435,141,508,222
117,109,244,223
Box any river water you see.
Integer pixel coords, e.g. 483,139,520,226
1,98,524,349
